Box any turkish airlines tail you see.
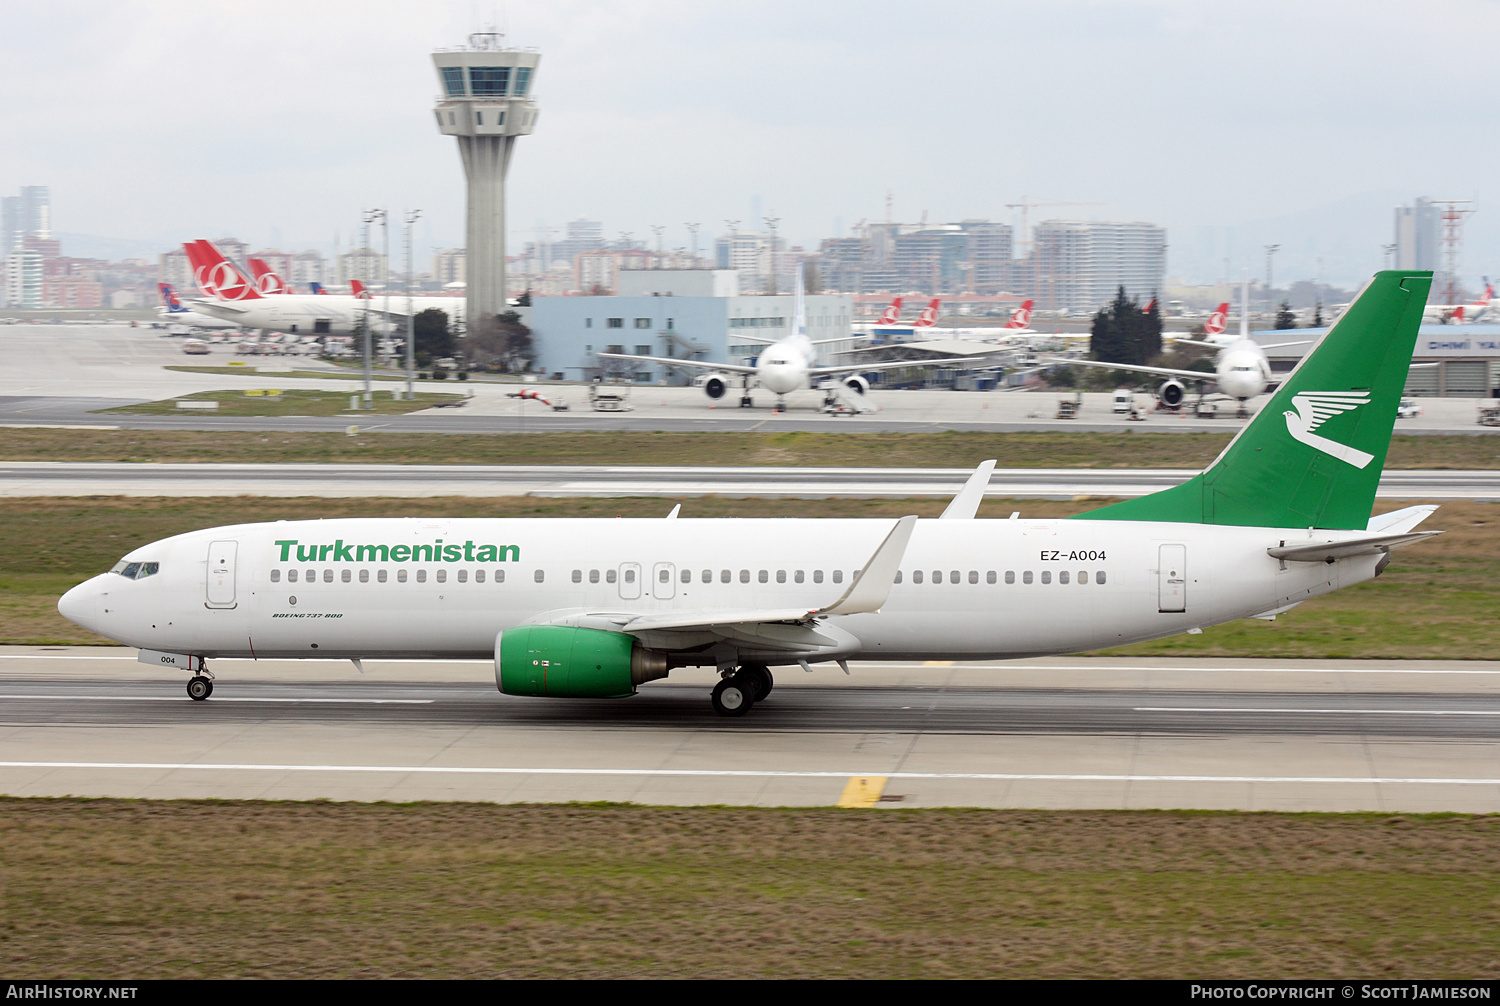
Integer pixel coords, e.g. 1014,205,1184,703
350,279,369,300
1203,302,1231,337
912,298,941,328
248,258,288,295
185,240,262,301
874,296,903,326
1004,299,1034,330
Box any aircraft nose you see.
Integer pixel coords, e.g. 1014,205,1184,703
57,579,99,632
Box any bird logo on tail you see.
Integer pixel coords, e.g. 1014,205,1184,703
1283,391,1374,469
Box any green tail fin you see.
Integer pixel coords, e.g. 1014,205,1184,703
1072,270,1431,530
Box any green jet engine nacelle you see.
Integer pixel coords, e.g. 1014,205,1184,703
496,625,669,698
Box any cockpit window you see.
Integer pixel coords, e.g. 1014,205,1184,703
110,560,159,580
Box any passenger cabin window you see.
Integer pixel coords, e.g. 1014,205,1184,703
894,570,903,583
341,570,352,583
1022,571,1033,584
1059,571,1070,584
572,570,583,583
322,569,333,583
379,570,389,583
436,570,447,583
590,569,600,583
475,570,484,583
758,570,768,583
270,569,281,583
659,568,670,583
398,570,408,583
1097,571,1107,585
607,569,617,584
457,570,468,583
720,570,730,583
1041,571,1051,584
359,569,369,583
1079,571,1088,584
534,570,546,583
740,570,750,583
416,570,427,583
987,571,997,584
813,570,824,583
913,570,924,584
832,570,843,584
681,569,692,583
1005,571,1014,584
795,570,804,583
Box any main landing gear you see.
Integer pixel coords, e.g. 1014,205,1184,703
711,663,773,717
186,664,214,701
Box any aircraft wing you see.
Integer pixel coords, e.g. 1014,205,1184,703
186,298,251,316
595,352,757,375
1168,338,1224,351
735,334,859,346
1041,357,1217,383
812,354,1003,378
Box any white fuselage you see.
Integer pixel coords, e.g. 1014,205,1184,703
754,335,815,395
1212,339,1273,400
156,307,240,330
60,516,1376,665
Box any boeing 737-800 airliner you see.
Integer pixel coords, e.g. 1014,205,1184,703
59,272,1439,716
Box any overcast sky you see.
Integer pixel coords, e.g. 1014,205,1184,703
2,0,1496,287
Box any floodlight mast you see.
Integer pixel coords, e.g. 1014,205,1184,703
431,32,540,331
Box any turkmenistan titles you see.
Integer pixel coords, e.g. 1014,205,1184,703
273,539,520,563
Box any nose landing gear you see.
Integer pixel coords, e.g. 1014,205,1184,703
186,665,214,701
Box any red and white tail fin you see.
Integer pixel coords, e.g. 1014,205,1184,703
1004,299,1034,330
350,279,369,300
912,298,940,328
1203,302,1230,337
1454,306,1466,322
1142,298,1156,314
189,240,261,301
249,258,288,295
874,296,903,326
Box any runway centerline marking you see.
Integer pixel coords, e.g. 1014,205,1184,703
2,762,1500,786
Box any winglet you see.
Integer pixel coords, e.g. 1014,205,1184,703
818,515,917,616
939,460,996,520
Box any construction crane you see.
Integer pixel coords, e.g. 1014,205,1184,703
1005,198,1106,258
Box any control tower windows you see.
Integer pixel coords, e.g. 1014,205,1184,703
514,67,532,96
469,66,510,96
441,67,466,97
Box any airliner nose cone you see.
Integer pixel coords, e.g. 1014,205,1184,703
58,580,98,632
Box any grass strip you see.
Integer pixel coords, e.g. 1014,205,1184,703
2,800,1496,979
4,496,1494,658
3,428,1500,468
99,389,464,417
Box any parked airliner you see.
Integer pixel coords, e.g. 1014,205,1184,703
59,272,1438,716
599,273,993,408
1048,285,1310,416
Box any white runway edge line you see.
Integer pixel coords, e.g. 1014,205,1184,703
0,695,432,704
4,762,1500,786
1136,706,1500,715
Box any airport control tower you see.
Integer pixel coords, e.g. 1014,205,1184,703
431,33,539,325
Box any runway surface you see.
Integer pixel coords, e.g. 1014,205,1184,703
2,324,1496,435
3,647,1498,812
2,460,1497,499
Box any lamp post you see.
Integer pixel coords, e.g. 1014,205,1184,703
404,210,421,402
1263,243,1280,322
361,208,386,408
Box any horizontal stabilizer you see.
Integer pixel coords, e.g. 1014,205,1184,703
1267,530,1442,563
1366,504,1439,534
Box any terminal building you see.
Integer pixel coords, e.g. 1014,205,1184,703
1262,325,1500,398
528,269,855,382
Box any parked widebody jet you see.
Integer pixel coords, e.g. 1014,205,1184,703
1048,286,1310,416
60,271,1439,716
184,241,466,335
599,274,993,408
